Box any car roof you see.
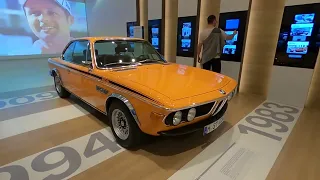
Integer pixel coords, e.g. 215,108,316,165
73,36,145,42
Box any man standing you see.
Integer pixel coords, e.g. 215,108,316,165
197,15,237,73
22,0,74,55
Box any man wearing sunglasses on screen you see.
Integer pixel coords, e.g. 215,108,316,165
197,15,237,73
22,0,74,55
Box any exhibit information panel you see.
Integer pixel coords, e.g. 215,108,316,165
176,16,197,57
219,11,247,62
275,3,320,69
0,0,88,56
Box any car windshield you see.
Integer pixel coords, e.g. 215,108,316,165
93,40,165,68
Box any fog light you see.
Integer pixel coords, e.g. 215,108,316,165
173,111,182,125
187,108,196,121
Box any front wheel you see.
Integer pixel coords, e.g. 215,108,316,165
54,74,70,98
108,100,145,148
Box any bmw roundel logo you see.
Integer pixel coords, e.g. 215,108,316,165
219,89,226,95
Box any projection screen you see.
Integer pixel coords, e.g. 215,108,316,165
0,0,88,57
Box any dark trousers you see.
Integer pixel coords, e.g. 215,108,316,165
202,58,221,73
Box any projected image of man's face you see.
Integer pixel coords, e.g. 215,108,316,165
0,0,87,56
24,0,74,42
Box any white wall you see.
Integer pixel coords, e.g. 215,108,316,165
267,66,314,107
0,58,53,93
178,0,197,17
221,0,249,12
148,0,162,20
86,0,136,37
176,56,194,67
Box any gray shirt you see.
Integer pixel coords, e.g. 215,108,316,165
199,27,227,64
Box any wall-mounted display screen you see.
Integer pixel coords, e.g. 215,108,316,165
275,3,320,69
290,23,314,36
126,21,137,38
0,0,88,56
148,19,162,53
177,16,196,57
219,11,247,62
223,30,239,55
226,19,240,30
295,13,315,23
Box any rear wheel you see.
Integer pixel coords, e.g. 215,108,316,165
108,100,145,148
54,74,70,98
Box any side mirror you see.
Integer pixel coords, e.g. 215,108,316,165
82,61,93,72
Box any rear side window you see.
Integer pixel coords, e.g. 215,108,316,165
62,40,91,66
63,42,76,62
72,41,89,65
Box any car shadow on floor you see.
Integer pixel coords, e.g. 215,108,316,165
129,121,235,171
140,120,232,153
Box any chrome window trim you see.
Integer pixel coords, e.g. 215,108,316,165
106,93,140,126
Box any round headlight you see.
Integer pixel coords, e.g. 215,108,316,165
187,108,196,121
173,111,182,125
227,90,235,101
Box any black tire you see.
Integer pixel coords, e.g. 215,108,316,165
53,74,70,98
108,100,145,148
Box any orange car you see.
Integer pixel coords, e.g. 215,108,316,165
48,37,237,148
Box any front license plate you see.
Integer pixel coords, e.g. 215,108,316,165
203,117,224,135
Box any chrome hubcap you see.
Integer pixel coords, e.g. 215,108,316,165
112,109,129,140
54,76,62,94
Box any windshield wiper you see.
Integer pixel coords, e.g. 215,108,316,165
104,62,134,67
138,59,163,64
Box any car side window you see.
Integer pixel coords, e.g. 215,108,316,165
72,41,90,66
63,42,76,62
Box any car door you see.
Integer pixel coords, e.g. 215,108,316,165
67,40,91,98
80,41,114,111
78,42,108,110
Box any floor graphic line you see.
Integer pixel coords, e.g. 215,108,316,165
0,85,54,99
0,104,89,140
0,91,58,111
196,142,236,180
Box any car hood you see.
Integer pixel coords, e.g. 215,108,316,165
107,63,232,101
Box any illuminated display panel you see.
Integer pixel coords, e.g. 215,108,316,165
148,19,162,53
219,11,248,62
275,3,320,69
176,16,196,57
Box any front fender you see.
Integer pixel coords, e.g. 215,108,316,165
106,93,140,126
